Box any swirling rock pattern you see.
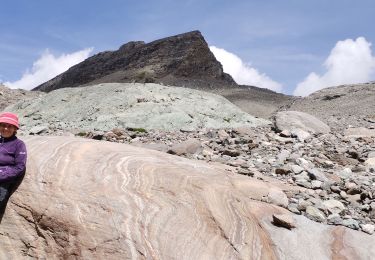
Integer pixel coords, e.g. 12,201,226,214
0,136,373,259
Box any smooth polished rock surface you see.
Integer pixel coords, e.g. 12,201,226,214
0,136,374,259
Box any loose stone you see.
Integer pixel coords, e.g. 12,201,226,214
272,214,296,229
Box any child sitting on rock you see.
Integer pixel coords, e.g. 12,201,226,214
0,112,27,222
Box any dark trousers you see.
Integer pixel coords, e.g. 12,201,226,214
0,174,24,222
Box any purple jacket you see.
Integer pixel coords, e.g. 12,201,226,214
0,135,27,182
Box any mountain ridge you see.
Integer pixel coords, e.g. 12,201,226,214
33,30,237,92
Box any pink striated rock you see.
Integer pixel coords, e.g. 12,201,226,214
0,136,373,259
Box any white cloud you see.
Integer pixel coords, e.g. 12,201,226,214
294,37,375,96
209,46,282,92
4,48,93,90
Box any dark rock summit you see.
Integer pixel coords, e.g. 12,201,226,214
33,31,236,92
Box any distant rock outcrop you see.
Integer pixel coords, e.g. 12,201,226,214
33,31,236,92
1,136,374,259
0,84,43,111
289,82,375,130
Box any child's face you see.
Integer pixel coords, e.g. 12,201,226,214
0,123,17,138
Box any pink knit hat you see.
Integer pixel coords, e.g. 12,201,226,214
0,112,19,129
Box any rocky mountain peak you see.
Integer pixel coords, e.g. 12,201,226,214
118,41,145,53
33,30,236,92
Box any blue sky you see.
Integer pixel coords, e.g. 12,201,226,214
1,0,375,95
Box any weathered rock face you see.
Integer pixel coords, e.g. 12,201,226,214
33,31,236,92
1,136,374,259
8,83,270,133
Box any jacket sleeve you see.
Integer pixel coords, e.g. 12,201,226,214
0,141,27,182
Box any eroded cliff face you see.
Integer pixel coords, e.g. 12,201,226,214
1,136,373,259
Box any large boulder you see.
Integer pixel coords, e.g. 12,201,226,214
0,136,373,259
275,111,330,134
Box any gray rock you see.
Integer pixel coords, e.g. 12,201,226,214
275,111,330,134
345,182,357,190
277,149,291,163
361,224,375,235
298,200,312,211
327,213,343,225
307,168,329,182
365,158,375,173
291,129,312,142
305,206,326,222
238,168,254,177
29,125,49,135
340,191,348,199
287,203,301,214
346,194,362,205
338,168,352,179
321,180,335,192
323,200,346,214
368,151,375,158
295,179,312,189
311,180,323,189
201,148,214,157
280,130,291,137
218,129,230,141
167,139,202,155
342,219,360,230
295,158,312,169
267,188,289,208
291,165,304,174
330,185,341,193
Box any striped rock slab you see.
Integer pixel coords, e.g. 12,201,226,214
0,136,374,259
